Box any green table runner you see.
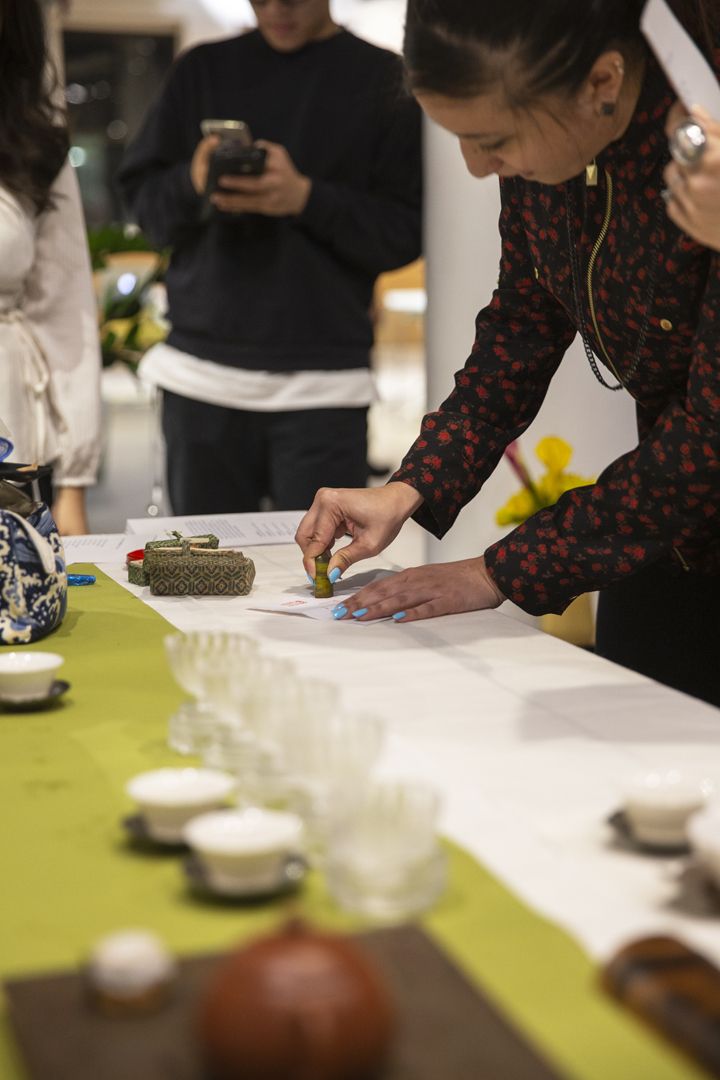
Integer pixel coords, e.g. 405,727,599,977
0,567,708,1080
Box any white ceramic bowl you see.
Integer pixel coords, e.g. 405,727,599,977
0,651,64,702
623,770,711,847
687,807,720,887
126,768,237,843
183,808,304,894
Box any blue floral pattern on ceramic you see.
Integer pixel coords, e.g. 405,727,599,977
0,506,67,645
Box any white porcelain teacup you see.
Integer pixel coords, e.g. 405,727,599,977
0,651,64,702
183,808,304,894
126,768,237,843
623,770,712,847
687,807,720,887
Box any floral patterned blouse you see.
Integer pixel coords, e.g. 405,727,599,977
392,55,720,616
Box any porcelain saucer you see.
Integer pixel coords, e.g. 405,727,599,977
0,680,70,712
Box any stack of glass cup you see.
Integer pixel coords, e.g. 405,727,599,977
164,630,446,918
166,631,259,756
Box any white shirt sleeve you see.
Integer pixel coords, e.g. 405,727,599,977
20,160,102,487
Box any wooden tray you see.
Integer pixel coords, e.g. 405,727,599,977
4,925,563,1080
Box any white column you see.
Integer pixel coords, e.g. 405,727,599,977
422,115,638,587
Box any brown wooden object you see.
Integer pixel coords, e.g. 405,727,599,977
602,934,720,1077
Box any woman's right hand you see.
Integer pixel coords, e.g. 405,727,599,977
296,482,424,581
664,104,720,252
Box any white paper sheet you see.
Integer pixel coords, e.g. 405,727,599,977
62,533,148,565
248,568,396,622
125,510,306,547
641,0,720,118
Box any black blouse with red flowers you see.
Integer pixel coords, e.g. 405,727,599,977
392,55,720,617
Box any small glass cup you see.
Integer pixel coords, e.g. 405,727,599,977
165,631,258,702
168,701,219,756
204,722,289,808
325,781,447,920
165,632,259,750
283,711,384,860
201,657,299,804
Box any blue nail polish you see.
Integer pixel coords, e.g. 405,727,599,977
328,568,342,584
392,611,406,621
352,608,367,618
332,606,347,619
307,572,314,584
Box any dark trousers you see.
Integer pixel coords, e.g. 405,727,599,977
162,390,368,515
595,564,720,708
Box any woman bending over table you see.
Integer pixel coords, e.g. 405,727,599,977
297,0,720,707
0,0,101,534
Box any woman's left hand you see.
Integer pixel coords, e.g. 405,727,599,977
332,556,506,623
51,487,89,536
664,104,720,252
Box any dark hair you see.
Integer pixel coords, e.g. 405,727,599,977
0,0,69,213
404,0,719,102
676,0,720,50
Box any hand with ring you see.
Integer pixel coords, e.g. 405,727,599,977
664,103,720,252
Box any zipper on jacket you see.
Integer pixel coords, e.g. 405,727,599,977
673,546,691,571
586,170,622,383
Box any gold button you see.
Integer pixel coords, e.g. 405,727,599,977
534,267,539,279
660,318,673,331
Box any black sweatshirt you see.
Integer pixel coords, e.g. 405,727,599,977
117,29,423,373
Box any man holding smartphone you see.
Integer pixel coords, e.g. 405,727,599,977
117,0,422,516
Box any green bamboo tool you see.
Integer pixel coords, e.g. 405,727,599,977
314,551,333,599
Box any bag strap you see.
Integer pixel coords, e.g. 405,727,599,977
3,510,57,575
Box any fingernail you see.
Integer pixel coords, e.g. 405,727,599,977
352,608,367,618
332,606,347,619
392,612,406,621
307,572,314,584
329,568,342,584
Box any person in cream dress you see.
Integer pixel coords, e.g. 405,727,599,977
0,163,102,533
0,0,101,535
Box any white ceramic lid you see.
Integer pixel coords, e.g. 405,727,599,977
126,768,236,807
0,652,64,674
183,808,303,855
89,930,175,994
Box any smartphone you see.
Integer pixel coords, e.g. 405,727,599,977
201,119,267,199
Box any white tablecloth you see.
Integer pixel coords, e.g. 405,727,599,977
97,543,720,966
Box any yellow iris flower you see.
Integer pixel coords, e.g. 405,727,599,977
496,437,595,527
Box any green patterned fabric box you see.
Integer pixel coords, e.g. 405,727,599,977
144,533,219,551
128,534,220,587
144,541,256,596
127,560,148,587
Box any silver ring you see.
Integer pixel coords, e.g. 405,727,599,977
670,120,707,167
661,174,684,204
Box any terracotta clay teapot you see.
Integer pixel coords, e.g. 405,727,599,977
197,920,396,1080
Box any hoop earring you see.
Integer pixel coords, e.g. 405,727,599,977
601,102,616,117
